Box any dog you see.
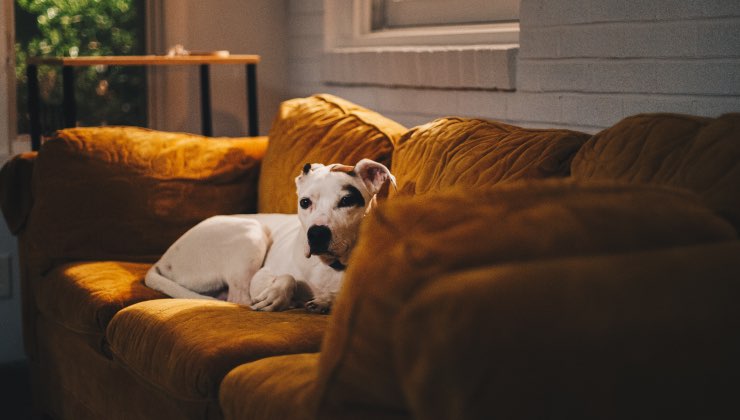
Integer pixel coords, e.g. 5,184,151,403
144,158,395,313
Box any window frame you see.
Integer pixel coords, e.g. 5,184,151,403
325,0,519,49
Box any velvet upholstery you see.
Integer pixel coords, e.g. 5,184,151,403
394,241,740,420
391,117,589,196
220,353,321,420
26,127,268,273
572,113,740,231
258,94,406,214
107,299,328,401
315,181,737,416
35,261,163,342
35,315,221,420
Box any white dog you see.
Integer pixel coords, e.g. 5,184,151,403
144,158,395,313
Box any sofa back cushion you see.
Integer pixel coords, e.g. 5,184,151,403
391,117,590,196
314,180,737,416
571,113,740,231
257,94,406,213
25,127,268,272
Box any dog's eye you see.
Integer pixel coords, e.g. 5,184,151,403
338,195,359,208
299,198,312,209
337,186,366,208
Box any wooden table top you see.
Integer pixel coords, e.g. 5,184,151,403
27,54,260,66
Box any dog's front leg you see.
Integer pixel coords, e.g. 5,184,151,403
305,293,336,315
250,271,297,312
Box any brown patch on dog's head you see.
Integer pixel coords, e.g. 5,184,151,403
330,164,356,177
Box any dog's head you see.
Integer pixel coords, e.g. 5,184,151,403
295,158,395,270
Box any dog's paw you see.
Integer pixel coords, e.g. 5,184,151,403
250,287,291,312
305,299,332,315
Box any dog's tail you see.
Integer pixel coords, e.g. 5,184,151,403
144,265,218,300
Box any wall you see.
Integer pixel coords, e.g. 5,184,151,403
288,0,740,133
0,222,22,363
0,0,24,364
149,0,289,136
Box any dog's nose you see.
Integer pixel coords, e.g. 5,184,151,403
307,225,332,254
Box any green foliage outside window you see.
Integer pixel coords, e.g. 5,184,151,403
15,0,147,134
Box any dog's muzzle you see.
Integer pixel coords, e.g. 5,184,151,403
307,225,332,256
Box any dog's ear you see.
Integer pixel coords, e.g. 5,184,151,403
296,163,316,188
295,163,324,186
354,159,396,195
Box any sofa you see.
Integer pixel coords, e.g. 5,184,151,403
1,93,739,420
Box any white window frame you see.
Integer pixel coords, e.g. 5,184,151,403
326,0,519,49
323,0,519,91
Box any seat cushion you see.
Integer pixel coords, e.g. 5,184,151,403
220,353,320,420
391,117,589,196
35,261,164,339
107,299,329,401
258,94,406,214
571,113,740,231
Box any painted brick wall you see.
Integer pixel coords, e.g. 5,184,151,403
288,0,740,133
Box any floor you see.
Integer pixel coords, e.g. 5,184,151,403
0,360,38,419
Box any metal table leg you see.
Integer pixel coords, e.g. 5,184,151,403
246,63,258,136
27,64,41,151
199,64,213,136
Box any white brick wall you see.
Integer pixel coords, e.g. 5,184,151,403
323,47,516,90
287,0,325,97
288,0,740,133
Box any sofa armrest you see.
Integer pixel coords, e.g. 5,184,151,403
314,179,738,416
24,127,268,270
1,152,37,234
394,241,740,419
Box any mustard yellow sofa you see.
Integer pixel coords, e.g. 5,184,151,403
1,94,738,420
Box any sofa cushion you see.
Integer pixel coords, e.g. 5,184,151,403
35,261,164,340
315,180,737,415
107,299,329,401
26,127,268,271
220,353,320,420
391,117,589,196
394,241,740,420
571,113,740,231
258,94,406,214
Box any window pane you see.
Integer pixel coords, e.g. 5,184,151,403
15,0,147,135
373,0,519,30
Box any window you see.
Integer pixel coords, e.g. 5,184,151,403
324,0,519,90
14,0,147,138
371,0,519,30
